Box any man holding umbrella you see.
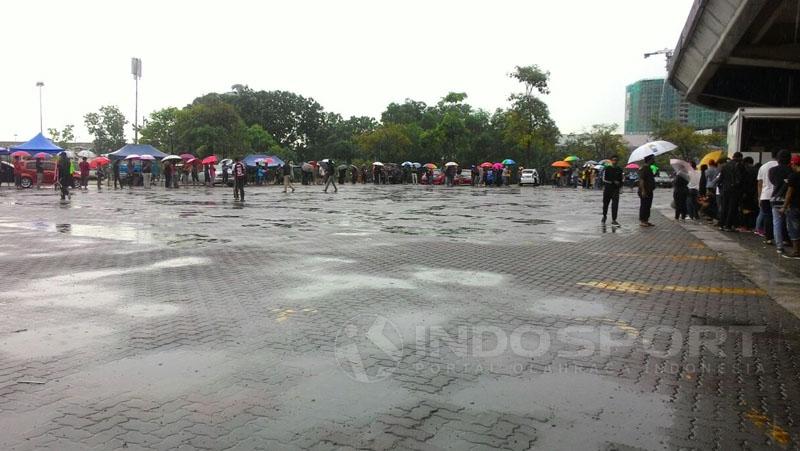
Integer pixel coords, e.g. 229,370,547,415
232,157,246,202
638,155,657,227
601,155,623,225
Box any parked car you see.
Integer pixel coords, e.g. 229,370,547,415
214,159,233,186
454,169,473,185
655,171,674,188
1,161,14,185
519,169,540,186
421,169,445,185
18,160,81,188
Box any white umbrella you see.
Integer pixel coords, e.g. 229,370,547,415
627,141,677,164
161,155,182,162
373,162,384,166
139,154,156,161
445,162,458,167
321,158,331,163
594,164,605,170
77,150,96,158
670,158,691,174
402,161,413,167
63,150,76,159
125,154,141,160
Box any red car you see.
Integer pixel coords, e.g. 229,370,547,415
18,160,81,189
420,169,445,185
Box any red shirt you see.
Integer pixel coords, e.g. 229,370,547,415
13,160,23,174
79,161,90,177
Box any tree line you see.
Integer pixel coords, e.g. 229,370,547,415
46,64,724,170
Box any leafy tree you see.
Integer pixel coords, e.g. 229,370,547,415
84,105,127,153
140,107,178,153
174,99,247,158
651,119,723,161
504,65,560,168
355,123,414,162
47,124,75,149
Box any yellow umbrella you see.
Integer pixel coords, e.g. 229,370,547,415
699,150,723,167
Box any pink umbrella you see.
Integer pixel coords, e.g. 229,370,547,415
11,150,30,158
125,154,141,160
625,163,640,170
492,163,504,170
33,152,50,159
139,154,156,161
179,153,196,161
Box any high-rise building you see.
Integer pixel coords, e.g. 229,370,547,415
624,78,731,134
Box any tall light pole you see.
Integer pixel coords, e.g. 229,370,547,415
36,81,44,133
131,58,142,144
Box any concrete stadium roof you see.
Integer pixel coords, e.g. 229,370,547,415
668,0,800,111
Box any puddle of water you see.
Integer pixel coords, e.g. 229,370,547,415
413,268,505,287
150,256,210,269
117,303,181,318
528,296,609,317
0,221,155,244
284,273,415,300
451,373,672,451
0,322,115,359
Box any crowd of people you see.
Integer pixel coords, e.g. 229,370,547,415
668,150,800,259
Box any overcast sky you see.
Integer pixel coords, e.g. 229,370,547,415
2,0,695,143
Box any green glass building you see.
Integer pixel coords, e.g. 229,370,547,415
625,78,731,134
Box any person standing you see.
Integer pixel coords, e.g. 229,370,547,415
323,160,338,193
35,156,44,189
222,160,230,186
57,152,71,200
638,155,656,227
232,157,246,201
164,162,173,189
283,161,295,193
208,164,216,187
673,171,690,221
718,152,746,232
13,156,23,189
191,163,199,186
770,150,793,255
142,160,152,189
756,150,779,243
113,159,121,189
79,157,90,190
686,160,701,220
96,164,105,190
601,155,623,225
778,154,800,259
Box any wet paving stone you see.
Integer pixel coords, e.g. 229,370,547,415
0,184,798,450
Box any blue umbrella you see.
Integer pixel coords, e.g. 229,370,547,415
502,159,516,165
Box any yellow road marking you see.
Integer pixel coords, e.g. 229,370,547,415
275,307,318,322
577,280,766,296
745,409,791,447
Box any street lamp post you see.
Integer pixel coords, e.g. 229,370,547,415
131,58,142,144
36,82,44,133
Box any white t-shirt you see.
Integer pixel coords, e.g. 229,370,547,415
687,169,701,190
757,160,778,200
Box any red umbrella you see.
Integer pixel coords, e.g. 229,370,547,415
479,162,493,168
625,163,640,170
11,150,30,158
89,157,110,169
179,153,196,161
33,152,50,159
202,155,218,165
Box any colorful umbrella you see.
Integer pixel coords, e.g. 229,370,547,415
33,152,50,159
179,153,196,161
479,162,493,168
551,161,571,168
502,159,516,165
624,163,640,170
202,155,218,165
699,150,723,167
423,163,437,169
11,150,30,158
564,156,580,162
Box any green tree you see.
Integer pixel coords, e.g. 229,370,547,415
47,124,75,149
174,99,247,158
84,105,128,153
355,123,415,162
504,65,560,168
140,107,178,153
651,119,723,161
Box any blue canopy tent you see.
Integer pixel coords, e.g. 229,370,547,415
108,144,167,161
10,133,63,155
243,155,285,168
0,147,8,156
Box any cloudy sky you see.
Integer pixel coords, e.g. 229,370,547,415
2,0,694,143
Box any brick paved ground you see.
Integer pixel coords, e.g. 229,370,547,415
0,183,798,450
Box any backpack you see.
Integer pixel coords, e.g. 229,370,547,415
772,178,789,206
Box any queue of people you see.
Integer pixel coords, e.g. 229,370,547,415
669,150,800,259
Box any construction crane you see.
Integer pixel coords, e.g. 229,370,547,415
644,48,674,71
